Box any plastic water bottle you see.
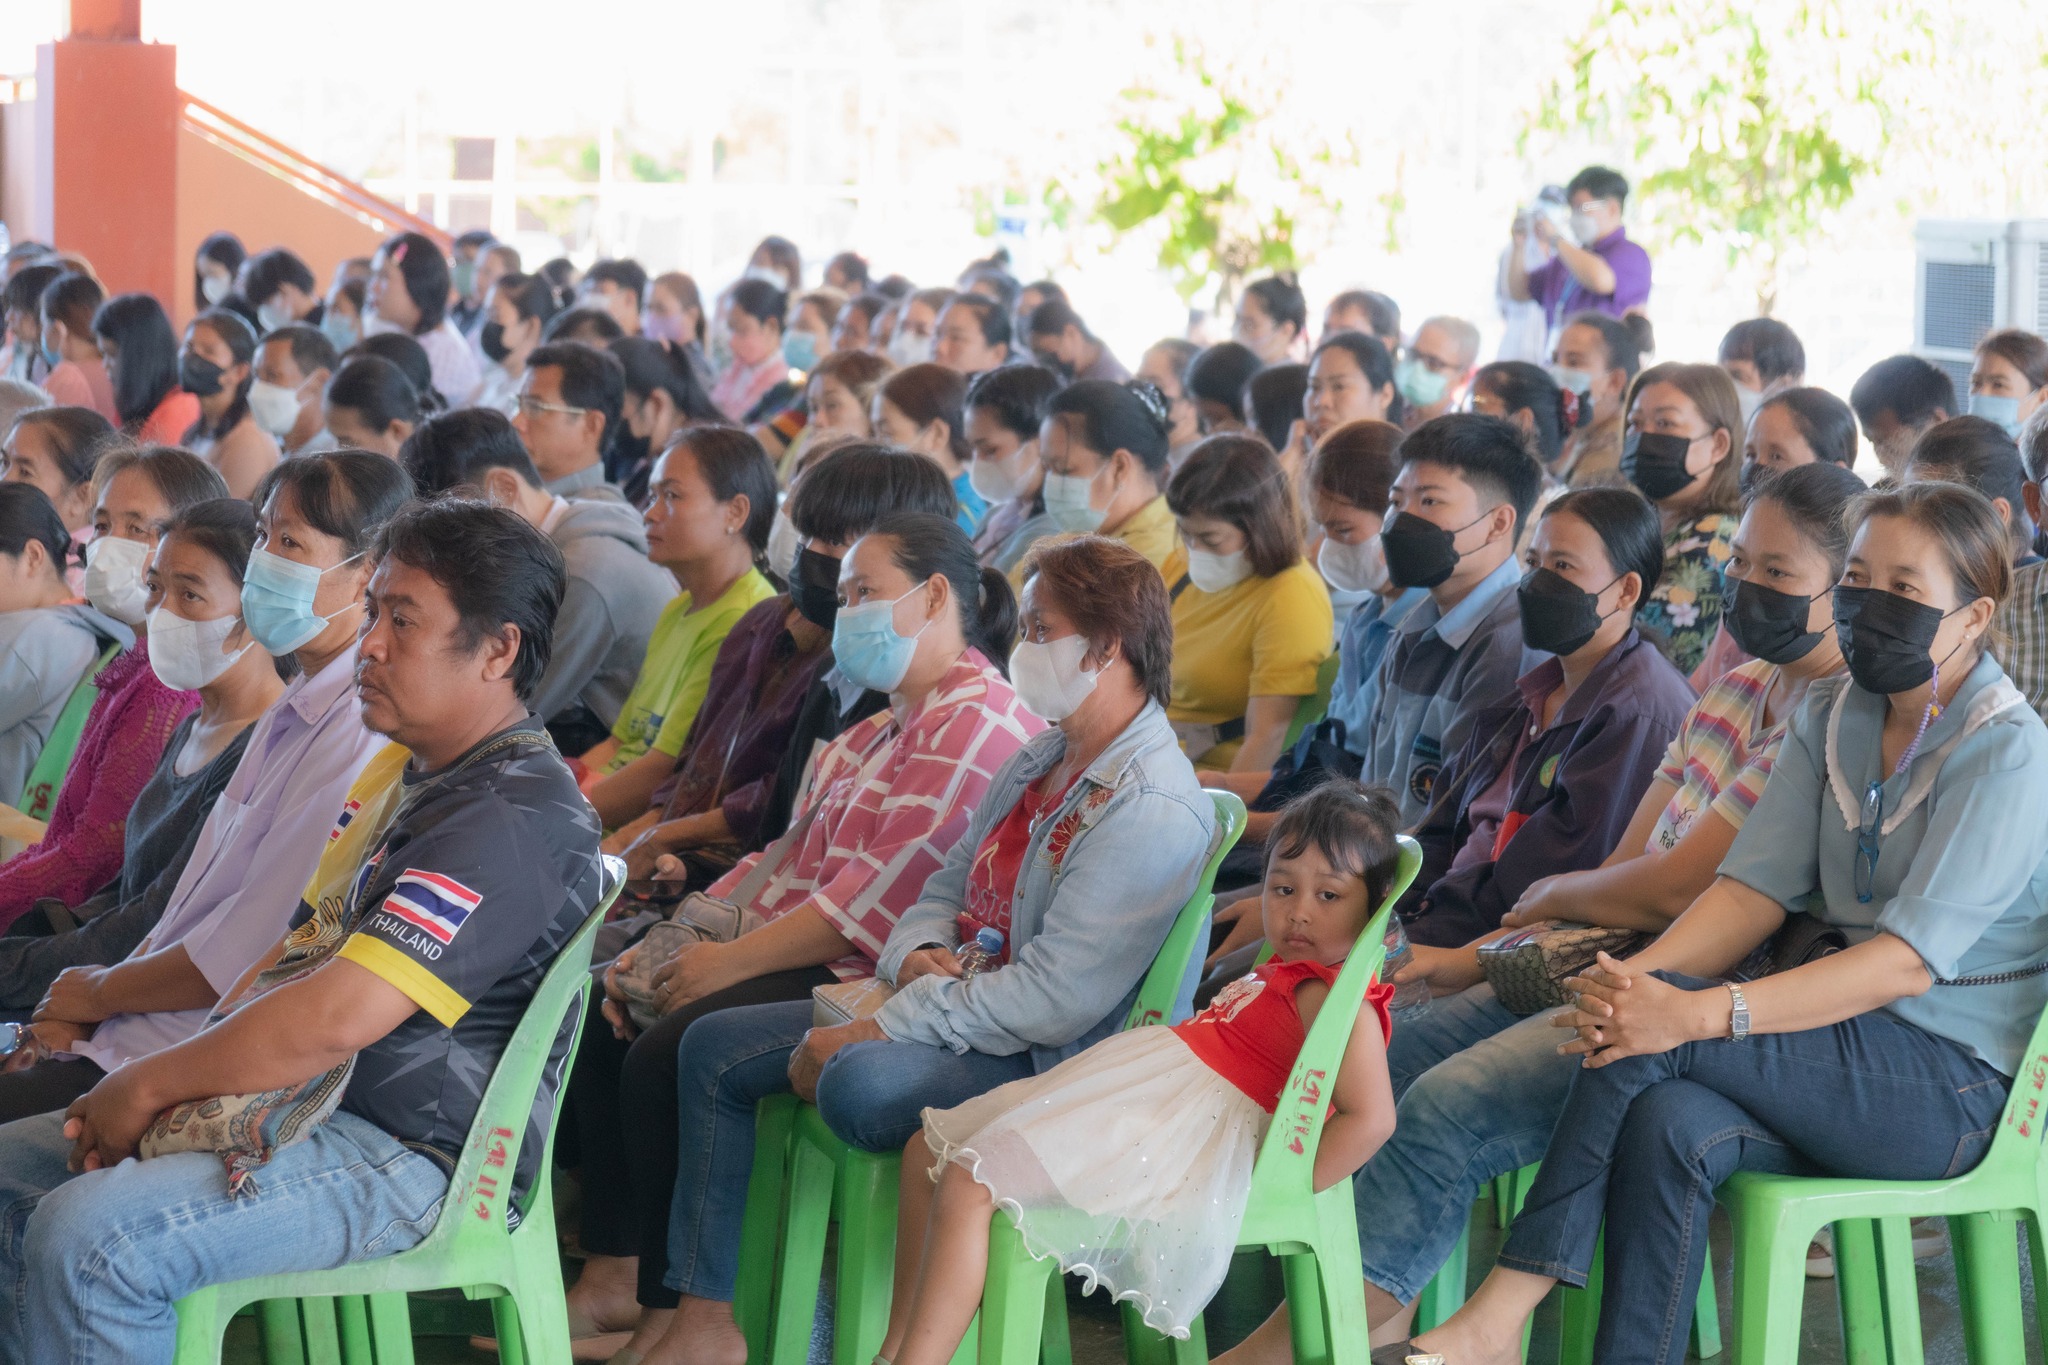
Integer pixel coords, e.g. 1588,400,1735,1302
1383,916,1433,1019
956,926,1006,980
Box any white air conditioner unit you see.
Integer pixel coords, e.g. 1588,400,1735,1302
1914,219,2048,408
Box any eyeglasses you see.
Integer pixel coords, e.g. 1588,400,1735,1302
516,395,588,419
1855,778,1884,904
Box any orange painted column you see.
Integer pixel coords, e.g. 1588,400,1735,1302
33,24,178,308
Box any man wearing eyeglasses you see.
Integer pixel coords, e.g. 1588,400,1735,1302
1505,165,1653,340
1397,317,1482,432
511,342,626,503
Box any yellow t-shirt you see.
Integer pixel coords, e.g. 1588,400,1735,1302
1163,550,1333,766
1006,493,1184,592
608,568,778,771
278,742,412,959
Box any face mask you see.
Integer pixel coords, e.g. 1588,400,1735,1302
644,312,686,345
831,585,931,693
743,264,791,290
1723,576,1822,665
200,273,230,305
1009,634,1100,722
147,607,252,690
1381,508,1490,590
968,445,1037,505
84,535,151,625
1547,365,1596,400
39,339,61,371
1517,566,1618,656
792,544,842,629
1568,207,1603,247
180,352,226,399
782,330,820,372
257,299,294,334
1833,585,1956,696
1318,535,1389,595
1186,546,1252,593
479,321,512,364
1621,430,1700,501
888,328,933,368
452,259,478,299
1969,393,2024,438
766,508,801,582
1041,470,1106,533
241,547,361,656
246,378,303,436
1395,357,1449,409
361,307,402,338
1734,382,1764,427
320,313,359,352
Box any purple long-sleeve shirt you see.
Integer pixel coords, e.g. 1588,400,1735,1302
1527,227,1652,330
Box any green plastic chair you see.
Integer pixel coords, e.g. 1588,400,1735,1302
1722,998,2048,1365
1281,653,1344,753
738,792,1249,1365
168,854,626,1365
15,640,119,819
974,835,1424,1365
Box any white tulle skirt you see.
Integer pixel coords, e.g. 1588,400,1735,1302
922,1027,1270,1338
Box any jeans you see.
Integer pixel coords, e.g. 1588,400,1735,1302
1353,983,1577,1302
815,1034,1034,1154
0,1108,447,1365
1500,974,2011,1365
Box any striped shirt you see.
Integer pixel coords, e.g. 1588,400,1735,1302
709,651,1045,980
1648,656,1787,851
1995,558,2048,724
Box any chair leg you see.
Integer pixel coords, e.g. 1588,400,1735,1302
334,1296,372,1365
834,1152,903,1365
364,1292,415,1365
1121,1301,1171,1365
738,1094,799,1362
172,1286,224,1365
1871,1217,1926,1365
1728,1201,1808,1365
259,1299,309,1365
490,1297,528,1365
2027,1214,2048,1355
1951,1211,2025,1365
300,1297,344,1365
1555,1240,1600,1365
769,1134,840,1365
506,1211,575,1365
1280,1252,1332,1365
981,1216,1054,1365
1689,1259,1723,1359
1830,1220,1890,1365
1038,1273,1072,1365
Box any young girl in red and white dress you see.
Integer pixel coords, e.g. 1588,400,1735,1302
875,779,1405,1364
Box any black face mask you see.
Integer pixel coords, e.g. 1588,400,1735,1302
1833,585,1954,695
1517,566,1618,656
792,544,842,629
1622,430,1699,501
1380,509,1491,590
479,321,512,363
180,352,225,399
1723,577,1822,665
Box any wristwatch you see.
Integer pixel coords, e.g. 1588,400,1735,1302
1727,982,1751,1041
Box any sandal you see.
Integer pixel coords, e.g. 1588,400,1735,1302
1370,1344,1447,1365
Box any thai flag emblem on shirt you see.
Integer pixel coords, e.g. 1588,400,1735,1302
328,800,363,843
385,870,483,945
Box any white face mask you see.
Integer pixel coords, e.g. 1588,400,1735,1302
968,444,1039,505
1318,534,1389,595
1734,382,1763,427
257,299,294,334
888,328,934,368
146,607,251,691
1009,633,1101,723
200,273,231,305
84,535,151,626
766,507,801,582
246,378,304,437
1568,206,1605,247
1186,546,1253,593
743,263,793,291
1041,470,1105,534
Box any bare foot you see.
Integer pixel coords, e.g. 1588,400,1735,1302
638,1296,748,1365
621,1307,676,1357
566,1254,645,1338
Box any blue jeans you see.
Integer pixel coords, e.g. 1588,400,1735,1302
661,1002,1034,1301
0,1109,447,1364
1353,983,1577,1302
1500,973,2011,1365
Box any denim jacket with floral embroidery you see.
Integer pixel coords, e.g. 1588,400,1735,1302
874,701,1217,1069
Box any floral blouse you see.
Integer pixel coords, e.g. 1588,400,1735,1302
1641,510,1736,677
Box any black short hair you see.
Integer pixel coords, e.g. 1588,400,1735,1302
729,278,788,329
497,272,564,328
1025,297,1089,342
264,323,338,381
453,229,496,253
1471,361,1582,464
6,406,121,493
40,272,104,336
1396,413,1543,530
1185,342,1264,420
609,337,721,421
349,332,441,411
965,364,1062,440
4,264,60,321
1906,415,2028,539
528,341,626,446
164,496,260,586
785,442,957,546
400,407,541,495
1312,332,1404,426
378,232,451,334
373,499,565,702
1245,363,1309,451
0,482,69,568
583,258,648,299
542,305,625,344
944,294,1012,351
826,251,871,290
1266,777,1404,908
327,355,422,431
1241,275,1308,335
1043,379,1172,477
1326,289,1401,343
1566,165,1630,207
1745,460,1868,580
960,268,1020,314
1850,355,1957,431
1759,387,1858,467
253,448,415,558
242,248,316,308
92,293,182,427
1560,311,1645,383
1541,485,1666,609
1718,318,1806,386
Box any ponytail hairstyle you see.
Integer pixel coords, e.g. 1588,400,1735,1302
611,336,722,423
1311,331,1404,426
1267,777,1405,910
497,271,564,333
1041,378,1171,478
0,482,71,581
6,406,123,511
1471,360,1585,464
326,356,423,435
351,331,444,413
1539,486,1666,613
1561,310,1645,387
865,511,1019,673
664,424,779,561
1759,386,1859,468
376,231,451,335
189,308,260,441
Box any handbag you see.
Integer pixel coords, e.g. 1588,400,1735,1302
1731,909,1850,982
1478,921,1653,1016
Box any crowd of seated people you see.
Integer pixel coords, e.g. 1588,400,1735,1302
0,171,2045,1365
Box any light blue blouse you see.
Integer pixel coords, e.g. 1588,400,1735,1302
1720,653,2048,1076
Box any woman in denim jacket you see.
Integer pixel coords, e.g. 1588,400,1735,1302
639,535,1218,1365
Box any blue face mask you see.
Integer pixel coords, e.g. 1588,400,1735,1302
38,338,60,371
320,313,359,353
241,546,362,656
1395,356,1450,408
830,584,932,693
782,330,820,373
1969,392,2024,438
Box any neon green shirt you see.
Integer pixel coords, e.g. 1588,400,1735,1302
606,568,777,771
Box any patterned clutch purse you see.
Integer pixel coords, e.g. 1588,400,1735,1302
1477,922,1651,1016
